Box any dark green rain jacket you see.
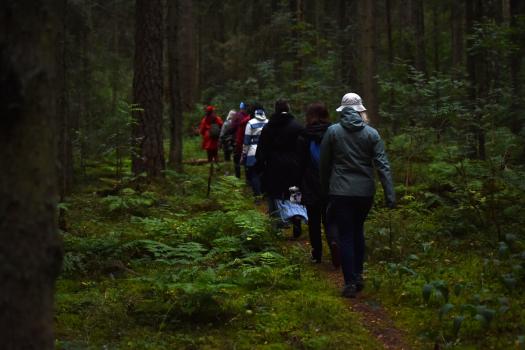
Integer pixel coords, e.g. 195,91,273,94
319,107,395,207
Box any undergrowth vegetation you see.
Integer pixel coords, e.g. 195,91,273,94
55,155,379,349
56,134,525,349
365,137,525,349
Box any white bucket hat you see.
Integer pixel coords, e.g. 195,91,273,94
336,93,366,112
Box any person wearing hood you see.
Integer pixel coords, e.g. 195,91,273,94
297,102,339,267
242,108,268,196
320,93,395,298
220,109,237,162
199,105,224,162
256,99,306,238
231,102,250,178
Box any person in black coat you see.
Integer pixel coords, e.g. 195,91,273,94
255,99,305,237
297,103,340,266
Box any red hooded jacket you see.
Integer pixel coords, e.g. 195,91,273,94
199,114,223,150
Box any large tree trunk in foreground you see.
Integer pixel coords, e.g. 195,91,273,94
132,0,165,178
0,1,63,348
168,0,184,171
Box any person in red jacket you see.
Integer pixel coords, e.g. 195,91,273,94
199,106,224,162
230,102,250,178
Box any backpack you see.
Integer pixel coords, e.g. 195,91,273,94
209,119,221,140
309,140,321,169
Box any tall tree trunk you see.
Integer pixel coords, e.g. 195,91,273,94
111,0,122,178
432,2,439,72
386,0,393,65
451,0,464,68
79,6,92,177
509,0,524,133
412,0,426,74
290,0,305,85
168,0,184,171
58,0,73,198
132,0,165,178
0,1,63,348
179,0,197,111
466,0,486,160
359,0,380,125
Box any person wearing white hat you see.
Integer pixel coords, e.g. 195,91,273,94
320,92,395,298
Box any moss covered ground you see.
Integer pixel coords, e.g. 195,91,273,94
55,139,381,349
56,138,525,349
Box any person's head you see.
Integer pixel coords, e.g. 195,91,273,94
227,110,237,120
239,101,246,111
274,99,290,116
305,102,330,125
336,92,366,113
249,102,263,118
336,92,368,123
205,105,216,116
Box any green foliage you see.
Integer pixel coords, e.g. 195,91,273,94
100,188,157,215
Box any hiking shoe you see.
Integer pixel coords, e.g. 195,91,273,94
310,254,321,264
330,241,341,269
356,276,364,292
292,221,302,239
341,284,357,298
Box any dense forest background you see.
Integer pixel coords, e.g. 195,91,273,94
2,0,525,349
58,0,525,186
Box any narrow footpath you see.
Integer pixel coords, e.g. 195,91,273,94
253,196,411,350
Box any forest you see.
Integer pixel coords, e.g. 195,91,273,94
1,0,525,349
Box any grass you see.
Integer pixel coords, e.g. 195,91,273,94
55,137,525,349
54,145,380,349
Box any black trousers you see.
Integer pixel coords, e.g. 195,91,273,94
233,153,241,178
307,202,337,261
329,195,373,285
207,149,218,162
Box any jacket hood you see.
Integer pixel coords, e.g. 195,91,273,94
269,112,294,126
254,110,267,121
305,122,330,142
339,107,365,132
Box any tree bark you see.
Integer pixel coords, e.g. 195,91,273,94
509,0,524,133
359,0,380,126
466,0,486,160
451,0,464,68
0,1,63,348
386,0,393,65
57,0,73,198
168,0,184,171
179,0,197,111
412,0,426,75
132,0,165,178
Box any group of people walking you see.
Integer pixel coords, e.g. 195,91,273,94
199,93,395,298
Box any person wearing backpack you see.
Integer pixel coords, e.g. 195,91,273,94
220,109,237,162
242,108,268,197
199,105,224,163
297,103,339,267
320,92,395,298
231,102,250,178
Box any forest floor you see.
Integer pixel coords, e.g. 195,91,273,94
281,233,410,350
55,156,387,349
55,138,525,350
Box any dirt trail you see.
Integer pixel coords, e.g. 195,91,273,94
283,229,411,350
316,259,410,350
249,189,410,349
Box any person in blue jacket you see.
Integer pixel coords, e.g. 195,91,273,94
320,92,395,298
